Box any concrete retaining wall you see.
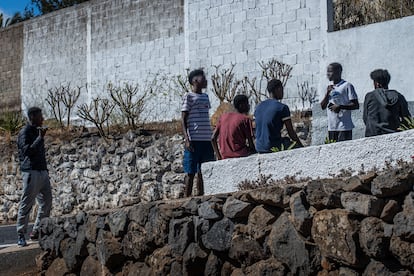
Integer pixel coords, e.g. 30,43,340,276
202,129,414,195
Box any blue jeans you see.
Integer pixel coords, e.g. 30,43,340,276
17,170,52,235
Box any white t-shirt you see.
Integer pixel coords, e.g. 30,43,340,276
327,80,358,131
181,92,212,141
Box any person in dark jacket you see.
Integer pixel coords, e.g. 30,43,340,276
363,69,411,137
16,107,52,247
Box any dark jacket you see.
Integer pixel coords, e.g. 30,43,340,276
363,88,411,137
17,124,47,171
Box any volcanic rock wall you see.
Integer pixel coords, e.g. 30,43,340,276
36,164,414,275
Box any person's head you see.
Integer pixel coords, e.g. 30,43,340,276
267,79,283,100
188,69,207,91
327,62,343,82
27,107,43,127
370,69,391,89
233,94,250,114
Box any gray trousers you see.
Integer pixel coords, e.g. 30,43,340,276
16,170,52,235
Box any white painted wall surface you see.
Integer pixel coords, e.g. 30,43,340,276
202,130,414,195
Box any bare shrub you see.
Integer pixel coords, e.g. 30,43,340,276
77,98,115,139
46,84,81,128
107,83,147,129
258,58,293,87
169,69,191,97
297,81,317,110
211,64,241,103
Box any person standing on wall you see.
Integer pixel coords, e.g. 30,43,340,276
254,79,303,153
16,107,52,247
211,94,255,160
320,62,359,142
363,69,411,137
181,69,215,197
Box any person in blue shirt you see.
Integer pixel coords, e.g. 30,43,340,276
254,79,303,153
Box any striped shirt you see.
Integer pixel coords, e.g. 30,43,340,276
182,92,212,141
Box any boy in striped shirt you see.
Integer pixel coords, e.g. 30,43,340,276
181,69,215,197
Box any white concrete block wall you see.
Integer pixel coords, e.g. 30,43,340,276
202,129,414,195
187,0,321,111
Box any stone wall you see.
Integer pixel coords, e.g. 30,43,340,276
0,23,23,111
35,164,414,275
0,131,186,224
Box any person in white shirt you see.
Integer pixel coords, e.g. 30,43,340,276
320,62,359,142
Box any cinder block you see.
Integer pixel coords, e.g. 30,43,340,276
305,17,320,30
296,8,310,19
282,10,297,23
256,38,269,48
272,22,286,35
297,29,310,41
235,51,248,63
260,46,276,60
255,16,269,29
243,40,256,51
258,28,273,38
274,43,288,56
234,10,247,22
310,49,320,62
296,51,310,63
268,14,283,25
283,53,297,65
302,39,319,52
211,35,222,46
211,55,224,66
286,20,305,33
231,21,243,33
287,41,302,54
283,32,297,44
286,0,301,11
310,29,320,40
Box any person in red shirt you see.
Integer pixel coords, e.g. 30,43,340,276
211,95,255,160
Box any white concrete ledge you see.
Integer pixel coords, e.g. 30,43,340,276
202,130,414,195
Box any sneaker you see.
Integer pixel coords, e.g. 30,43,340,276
17,235,27,247
30,230,39,240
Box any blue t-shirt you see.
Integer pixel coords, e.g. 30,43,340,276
254,99,291,153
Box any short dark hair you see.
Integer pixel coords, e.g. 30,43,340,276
188,69,205,84
329,62,343,73
267,79,283,93
233,94,249,111
370,69,391,88
27,107,42,119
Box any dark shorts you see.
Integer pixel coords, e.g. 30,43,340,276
183,141,215,174
328,130,352,142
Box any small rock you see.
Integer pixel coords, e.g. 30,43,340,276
290,191,312,237
202,218,234,252
183,243,208,275
344,176,371,193
168,217,194,254
106,210,128,237
96,230,124,269
223,197,254,219
247,205,278,242
45,258,69,276
229,236,265,267
204,252,222,276
371,170,413,198
80,256,109,276
243,258,286,276
380,200,401,223
389,236,414,271
359,217,390,258
306,179,346,210
340,192,384,217
198,201,223,220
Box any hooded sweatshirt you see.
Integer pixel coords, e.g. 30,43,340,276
363,88,411,137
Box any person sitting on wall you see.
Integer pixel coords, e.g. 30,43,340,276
211,94,255,160
363,69,411,137
254,79,303,153
320,62,359,142
181,69,215,197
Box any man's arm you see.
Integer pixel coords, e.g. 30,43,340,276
18,128,45,158
181,111,192,151
329,99,359,113
399,94,411,119
211,128,222,160
284,119,303,147
246,119,255,153
320,85,333,110
363,94,370,124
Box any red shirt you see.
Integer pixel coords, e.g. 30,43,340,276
216,112,253,159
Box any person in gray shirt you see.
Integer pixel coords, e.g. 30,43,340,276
363,69,411,137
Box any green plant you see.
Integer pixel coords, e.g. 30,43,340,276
0,110,25,135
398,117,414,131
324,137,336,144
270,141,297,152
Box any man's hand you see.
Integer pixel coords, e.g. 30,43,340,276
327,85,334,95
38,127,47,138
328,104,341,113
185,139,194,152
